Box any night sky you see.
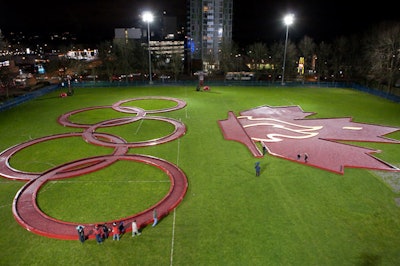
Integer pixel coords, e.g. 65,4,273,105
1,0,398,46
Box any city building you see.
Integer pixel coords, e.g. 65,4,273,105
113,14,185,75
186,0,233,71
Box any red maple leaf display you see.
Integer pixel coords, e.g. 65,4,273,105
218,105,400,174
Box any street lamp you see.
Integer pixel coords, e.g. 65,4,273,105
142,11,154,84
281,13,294,85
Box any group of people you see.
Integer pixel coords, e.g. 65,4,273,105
297,153,309,162
93,223,119,244
76,208,158,243
76,222,124,244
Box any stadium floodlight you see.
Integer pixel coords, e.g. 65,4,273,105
142,11,154,84
281,13,294,86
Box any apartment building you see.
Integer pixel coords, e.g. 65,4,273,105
187,0,233,71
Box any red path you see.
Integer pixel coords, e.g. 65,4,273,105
0,97,188,241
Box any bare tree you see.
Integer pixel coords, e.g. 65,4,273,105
247,42,268,77
297,36,316,78
315,41,333,82
113,39,132,81
285,40,298,81
268,41,284,81
170,53,183,81
364,21,400,93
97,41,117,81
219,40,238,74
331,36,350,82
0,65,14,99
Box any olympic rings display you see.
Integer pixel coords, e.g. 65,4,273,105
0,96,188,240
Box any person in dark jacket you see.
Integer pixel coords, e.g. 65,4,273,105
102,224,110,239
255,162,261,176
76,225,85,243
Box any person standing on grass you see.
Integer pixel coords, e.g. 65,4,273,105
255,162,261,176
118,221,125,235
112,222,120,241
102,224,110,239
262,145,267,156
132,220,141,237
94,224,103,244
152,209,158,227
76,225,85,243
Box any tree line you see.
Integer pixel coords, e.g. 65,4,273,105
1,20,400,97
219,21,400,95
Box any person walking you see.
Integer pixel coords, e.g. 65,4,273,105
94,225,103,244
132,220,141,237
76,225,85,243
255,162,261,176
152,209,158,227
112,222,120,241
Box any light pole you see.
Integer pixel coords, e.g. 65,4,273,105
142,11,154,84
281,13,294,85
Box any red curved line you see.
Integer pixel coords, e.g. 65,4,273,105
112,97,186,114
0,133,128,181
5,97,189,241
83,116,186,148
12,154,188,240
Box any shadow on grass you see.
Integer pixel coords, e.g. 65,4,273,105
357,252,381,266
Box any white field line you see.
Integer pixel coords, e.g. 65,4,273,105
170,117,183,265
40,181,56,193
0,181,21,184
134,119,144,135
170,208,176,266
27,161,57,168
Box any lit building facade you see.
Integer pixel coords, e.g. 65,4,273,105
113,14,185,72
187,0,233,71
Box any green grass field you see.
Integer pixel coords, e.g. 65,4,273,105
1,85,400,265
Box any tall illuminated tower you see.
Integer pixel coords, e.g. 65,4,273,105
187,0,233,71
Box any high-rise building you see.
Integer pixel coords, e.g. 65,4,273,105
187,0,233,71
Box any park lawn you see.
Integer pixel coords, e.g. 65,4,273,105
0,85,400,265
